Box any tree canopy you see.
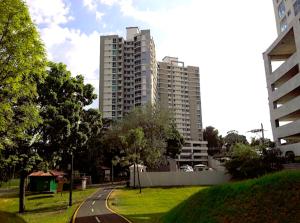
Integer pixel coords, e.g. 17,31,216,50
104,105,183,169
224,130,248,147
0,0,47,212
37,62,98,169
203,126,224,155
0,0,46,150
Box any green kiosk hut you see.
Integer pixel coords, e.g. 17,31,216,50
29,170,65,193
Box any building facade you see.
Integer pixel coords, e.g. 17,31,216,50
263,0,300,157
158,57,208,165
99,27,157,119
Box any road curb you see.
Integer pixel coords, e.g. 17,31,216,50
105,189,133,223
71,188,101,223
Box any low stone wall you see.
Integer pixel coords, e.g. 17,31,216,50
130,170,231,187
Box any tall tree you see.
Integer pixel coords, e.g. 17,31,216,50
37,62,97,169
120,128,146,191
203,126,223,155
250,137,275,148
165,122,184,158
0,0,47,213
224,130,248,148
75,108,103,179
0,0,46,149
104,105,183,169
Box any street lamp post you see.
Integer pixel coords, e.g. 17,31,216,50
111,159,114,185
69,120,80,206
69,151,73,207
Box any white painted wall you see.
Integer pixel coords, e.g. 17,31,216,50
208,156,226,172
130,170,231,187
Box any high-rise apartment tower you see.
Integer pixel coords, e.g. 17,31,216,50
158,57,203,141
158,57,208,165
99,27,157,119
263,0,300,157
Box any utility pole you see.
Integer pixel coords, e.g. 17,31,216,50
248,123,266,145
261,123,265,143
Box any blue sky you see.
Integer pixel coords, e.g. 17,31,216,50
26,0,278,140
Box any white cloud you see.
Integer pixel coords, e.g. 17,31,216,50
96,11,105,21
83,0,97,11
26,0,101,105
26,0,73,25
40,25,101,103
81,0,105,22
100,0,119,6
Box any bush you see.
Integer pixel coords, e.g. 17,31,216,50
224,144,283,179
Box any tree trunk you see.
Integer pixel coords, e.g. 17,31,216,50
137,162,142,193
19,172,26,213
133,162,136,188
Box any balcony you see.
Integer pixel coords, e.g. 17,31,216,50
274,95,300,120
266,28,297,78
270,53,298,84
272,73,300,102
277,119,300,139
193,153,208,157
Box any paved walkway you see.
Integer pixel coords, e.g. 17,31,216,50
74,186,129,223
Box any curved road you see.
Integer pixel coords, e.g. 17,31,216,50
74,186,129,223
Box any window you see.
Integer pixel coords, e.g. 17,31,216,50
278,1,285,19
294,0,300,16
280,17,288,32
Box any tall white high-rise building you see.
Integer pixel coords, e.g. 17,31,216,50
263,0,300,157
158,57,208,165
99,27,157,119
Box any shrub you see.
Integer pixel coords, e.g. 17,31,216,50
225,144,283,179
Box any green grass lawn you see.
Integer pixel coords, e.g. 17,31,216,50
109,171,300,223
0,188,98,223
108,186,207,223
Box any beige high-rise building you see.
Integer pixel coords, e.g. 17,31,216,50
158,57,208,165
263,0,300,157
99,28,208,166
99,27,157,119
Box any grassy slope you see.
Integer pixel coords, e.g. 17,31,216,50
109,187,206,223
164,170,300,223
110,171,300,223
0,188,98,223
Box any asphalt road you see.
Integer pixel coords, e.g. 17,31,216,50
74,186,129,223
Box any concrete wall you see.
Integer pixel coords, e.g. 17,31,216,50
208,156,226,172
130,170,230,187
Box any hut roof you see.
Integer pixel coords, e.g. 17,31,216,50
29,170,65,177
